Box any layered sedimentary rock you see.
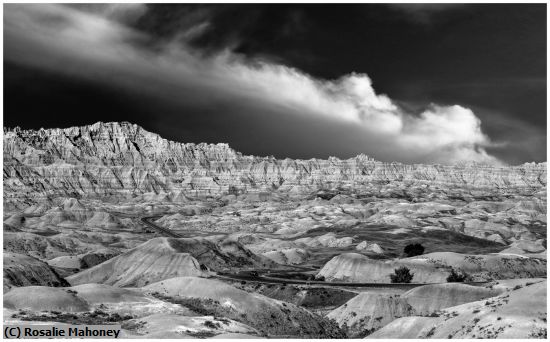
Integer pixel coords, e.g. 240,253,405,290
4,122,546,209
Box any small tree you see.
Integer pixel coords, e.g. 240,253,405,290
446,268,469,282
390,266,414,283
404,243,425,257
228,185,240,196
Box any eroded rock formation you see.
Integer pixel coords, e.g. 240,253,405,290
4,122,546,210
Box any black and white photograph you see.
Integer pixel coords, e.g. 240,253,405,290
2,2,547,339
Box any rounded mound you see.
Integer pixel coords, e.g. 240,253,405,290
317,253,449,283
144,276,257,305
327,292,414,336
47,255,81,269
67,238,205,287
262,248,310,265
70,283,149,304
402,283,501,314
144,277,345,337
4,286,89,312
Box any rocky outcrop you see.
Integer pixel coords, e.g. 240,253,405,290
4,122,546,209
262,248,310,265
356,241,384,254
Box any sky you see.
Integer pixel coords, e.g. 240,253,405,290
3,3,546,165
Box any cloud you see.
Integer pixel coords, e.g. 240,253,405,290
4,4,502,165
66,4,147,24
387,4,467,24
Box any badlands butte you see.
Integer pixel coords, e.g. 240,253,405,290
3,121,547,338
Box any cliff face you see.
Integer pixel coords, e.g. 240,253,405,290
3,122,546,208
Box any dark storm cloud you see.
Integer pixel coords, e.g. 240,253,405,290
3,4,546,165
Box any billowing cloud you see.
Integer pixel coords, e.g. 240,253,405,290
4,4,502,165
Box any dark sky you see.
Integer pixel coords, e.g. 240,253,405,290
3,4,546,165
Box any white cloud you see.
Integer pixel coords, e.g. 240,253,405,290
3,4,502,165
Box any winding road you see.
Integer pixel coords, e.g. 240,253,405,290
140,216,183,238
139,215,488,289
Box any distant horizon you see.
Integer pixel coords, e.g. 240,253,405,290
4,120,546,167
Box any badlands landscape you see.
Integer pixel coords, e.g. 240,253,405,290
3,122,547,338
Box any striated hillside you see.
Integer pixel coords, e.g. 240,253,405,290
3,122,547,338
3,122,546,209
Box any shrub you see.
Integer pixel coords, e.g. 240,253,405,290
446,268,469,282
203,320,220,329
228,186,240,196
390,266,414,283
404,243,425,257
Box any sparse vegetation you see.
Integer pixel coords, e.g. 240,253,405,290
446,268,470,282
390,266,414,283
228,185,240,196
426,327,436,337
14,310,132,325
528,328,547,339
4,121,548,339
203,320,221,329
513,285,523,290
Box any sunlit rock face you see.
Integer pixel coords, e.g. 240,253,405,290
3,122,546,210
2,122,547,338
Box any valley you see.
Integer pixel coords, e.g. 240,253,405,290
3,122,547,338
